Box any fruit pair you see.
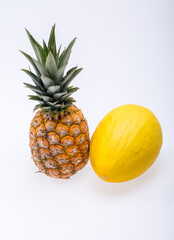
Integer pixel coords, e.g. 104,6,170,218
22,26,162,182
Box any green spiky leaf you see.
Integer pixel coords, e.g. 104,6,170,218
67,86,79,93
59,66,77,85
41,75,55,89
53,92,67,100
58,38,76,68
28,95,43,102
33,59,49,76
22,69,45,90
20,51,41,77
61,68,82,90
43,40,49,54
57,49,66,66
56,44,62,65
47,85,60,95
25,29,46,64
48,25,56,57
42,95,54,102
45,52,57,77
24,82,46,95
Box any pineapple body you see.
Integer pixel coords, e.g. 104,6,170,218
30,105,90,179
21,25,89,179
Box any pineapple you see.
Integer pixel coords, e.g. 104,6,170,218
21,25,90,179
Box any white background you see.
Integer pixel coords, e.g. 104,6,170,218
1,0,174,239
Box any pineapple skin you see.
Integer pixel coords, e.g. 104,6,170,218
29,105,90,179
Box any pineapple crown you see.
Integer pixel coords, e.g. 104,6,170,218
21,25,82,113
